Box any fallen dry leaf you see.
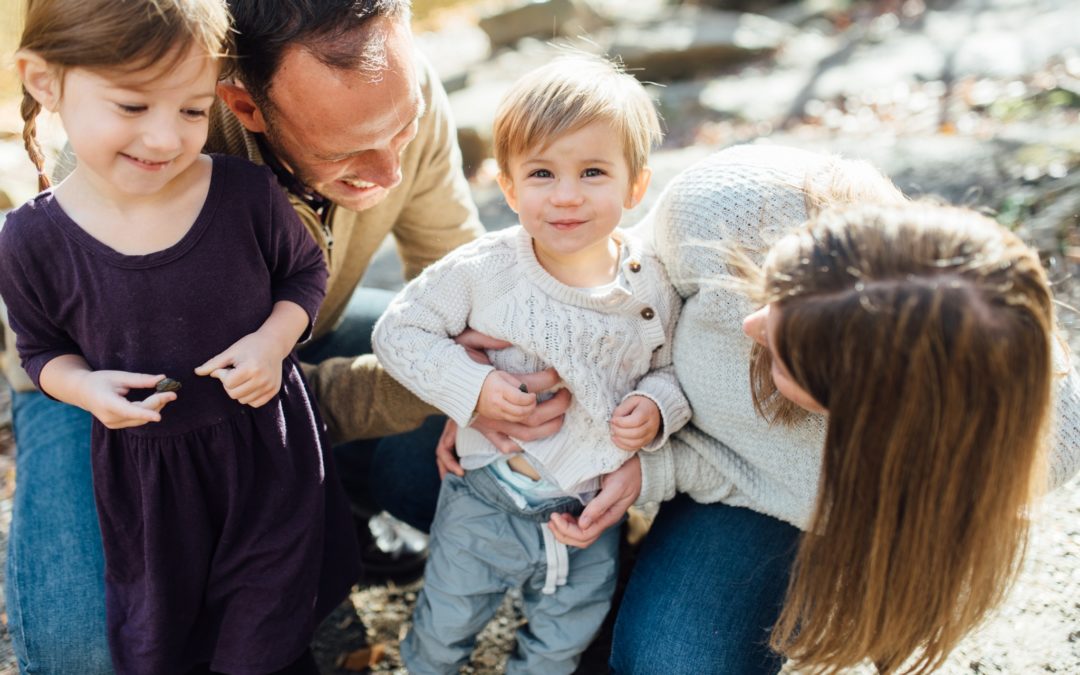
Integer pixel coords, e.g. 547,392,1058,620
336,643,386,671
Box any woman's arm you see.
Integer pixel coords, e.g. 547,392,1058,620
1047,338,1080,489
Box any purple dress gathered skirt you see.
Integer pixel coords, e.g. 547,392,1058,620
0,155,360,674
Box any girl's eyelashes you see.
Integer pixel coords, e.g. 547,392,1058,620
583,167,605,177
528,169,553,179
113,104,208,119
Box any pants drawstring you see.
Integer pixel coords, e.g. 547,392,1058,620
540,523,570,595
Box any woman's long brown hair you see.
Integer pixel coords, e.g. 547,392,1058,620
756,203,1055,673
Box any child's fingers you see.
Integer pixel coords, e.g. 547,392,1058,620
135,392,177,413
612,427,651,451
210,366,242,389
194,351,234,377
518,367,561,394
500,382,535,407
611,397,636,420
106,401,162,428
497,396,536,422
114,372,170,391
610,408,646,429
241,391,275,408
225,377,262,401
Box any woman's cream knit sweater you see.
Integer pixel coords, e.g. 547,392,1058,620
635,144,1080,529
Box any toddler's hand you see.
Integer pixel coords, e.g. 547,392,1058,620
610,395,661,451
476,370,536,423
195,331,283,408
80,371,177,429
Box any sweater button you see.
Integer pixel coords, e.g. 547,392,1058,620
640,307,655,320
628,261,641,273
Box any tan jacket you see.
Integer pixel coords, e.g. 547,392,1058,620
1,53,483,443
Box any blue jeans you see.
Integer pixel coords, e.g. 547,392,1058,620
5,288,441,673
610,495,800,674
6,391,111,674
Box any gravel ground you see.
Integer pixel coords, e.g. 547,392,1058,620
306,477,1080,674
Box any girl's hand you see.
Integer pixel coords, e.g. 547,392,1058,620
476,370,537,423
79,371,177,429
610,395,661,451
435,418,464,480
195,331,284,408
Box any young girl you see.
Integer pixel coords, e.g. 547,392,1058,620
372,56,690,673
3,1,359,672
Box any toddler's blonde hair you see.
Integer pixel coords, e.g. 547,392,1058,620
493,55,662,184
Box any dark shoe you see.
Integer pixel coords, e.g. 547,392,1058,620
354,510,428,586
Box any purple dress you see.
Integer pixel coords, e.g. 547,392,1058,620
0,155,360,674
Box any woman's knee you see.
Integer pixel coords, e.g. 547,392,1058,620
610,498,799,675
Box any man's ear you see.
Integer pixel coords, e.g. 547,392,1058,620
496,172,519,213
625,166,652,209
216,81,269,133
16,50,61,112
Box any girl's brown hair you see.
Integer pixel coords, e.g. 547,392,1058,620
18,0,232,191
756,203,1055,673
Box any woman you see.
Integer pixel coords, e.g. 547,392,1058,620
549,144,1080,674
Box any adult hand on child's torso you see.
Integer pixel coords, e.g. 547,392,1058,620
453,328,570,453
549,454,642,548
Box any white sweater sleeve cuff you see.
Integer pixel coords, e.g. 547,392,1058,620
438,358,496,428
636,446,676,506
624,384,692,452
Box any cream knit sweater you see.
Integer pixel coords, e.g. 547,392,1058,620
634,144,1080,530
373,226,691,494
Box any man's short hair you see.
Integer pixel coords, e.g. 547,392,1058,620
493,55,663,183
227,0,411,110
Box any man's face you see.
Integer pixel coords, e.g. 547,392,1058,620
261,17,424,212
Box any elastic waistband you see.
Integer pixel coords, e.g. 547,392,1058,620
463,466,584,523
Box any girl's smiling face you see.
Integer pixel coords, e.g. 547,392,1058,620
742,304,827,414
50,46,218,201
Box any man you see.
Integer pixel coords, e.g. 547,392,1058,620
2,2,566,672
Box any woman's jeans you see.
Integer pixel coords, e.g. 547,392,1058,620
4,288,441,674
610,496,800,675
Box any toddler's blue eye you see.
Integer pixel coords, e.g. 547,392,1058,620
583,168,605,177
529,169,553,179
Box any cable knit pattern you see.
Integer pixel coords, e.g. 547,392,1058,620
633,144,1080,530
373,226,690,494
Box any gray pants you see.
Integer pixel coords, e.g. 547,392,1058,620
401,467,621,674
